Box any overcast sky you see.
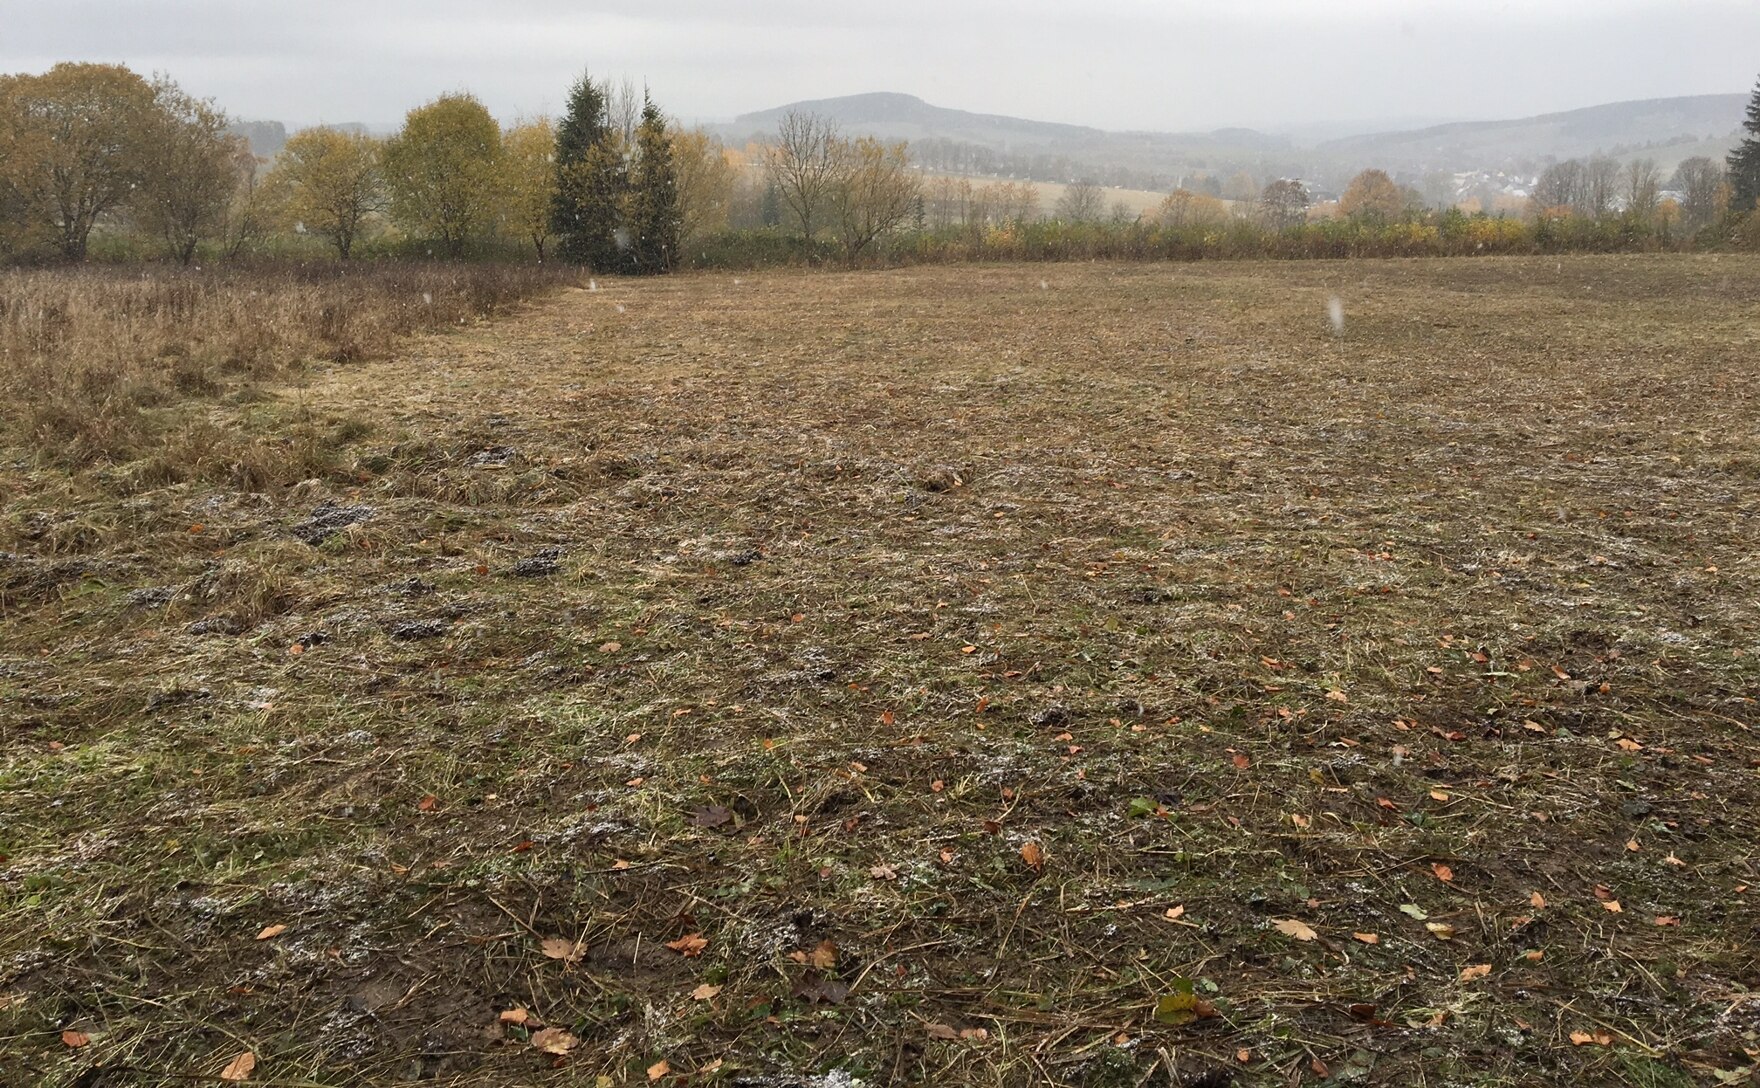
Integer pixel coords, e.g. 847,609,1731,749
6,0,1757,132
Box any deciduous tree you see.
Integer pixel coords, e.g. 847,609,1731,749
832,136,918,261
501,117,557,260
1,63,158,259
383,93,502,257
1673,157,1725,228
267,127,383,259
1340,169,1404,223
766,111,841,242
1259,179,1309,229
133,78,247,264
671,128,735,246
1055,179,1104,223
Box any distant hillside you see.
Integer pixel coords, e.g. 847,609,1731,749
714,91,1747,191
722,92,1106,150
1320,94,1748,172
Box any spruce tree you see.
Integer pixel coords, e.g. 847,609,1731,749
551,71,624,271
1729,75,1760,216
625,97,681,275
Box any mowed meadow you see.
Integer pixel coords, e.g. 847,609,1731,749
2,254,1759,1087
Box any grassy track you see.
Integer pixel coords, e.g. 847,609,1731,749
3,256,1758,1087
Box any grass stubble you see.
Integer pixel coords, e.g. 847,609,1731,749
1,255,1758,1087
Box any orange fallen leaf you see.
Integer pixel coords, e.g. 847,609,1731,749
599,641,622,653
809,939,839,969
1230,753,1250,769
1653,915,1680,927
1569,1030,1611,1046
1236,1048,1251,1063
1459,963,1492,982
648,1059,671,1081
1290,813,1311,829
870,864,898,881
1432,863,1455,883
417,795,437,812
1164,905,1186,921
255,924,287,941
926,1023,959,1041
219,1051,256,1082
1352,931,1379,944
61,1030,89,1049
1020,840,1045,873
1601,899,1623,913
1530,891,1547,909
690,983,722,1001
665,933,707,957
499,1007,533,1025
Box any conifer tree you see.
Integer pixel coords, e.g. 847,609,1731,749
551,71,624,270
1729,75,1760,216
625,97,681,274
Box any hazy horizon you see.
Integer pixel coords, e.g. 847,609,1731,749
5,0,1757,133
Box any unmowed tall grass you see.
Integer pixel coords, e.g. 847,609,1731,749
0,261,576,466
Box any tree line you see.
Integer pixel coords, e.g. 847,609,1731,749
4,63,1759,270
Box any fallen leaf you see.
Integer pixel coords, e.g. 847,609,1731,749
531,1027,579,1055
1653,915,1680,927
417,794,437,812
809,939,839,969
647,1059,671,1081
1237,1048,1251,1063
1399,903,1428,920
499,1007,533,1025
1272,918,1318,941
959,1027,990,1041
691,805,733,829
1325,689,1349,703
1569,1030,1612,1046
1353,932,1380,944
1164,905,1186,921
690,983,722,1001
1020,840,1045,873
666,933,708,957
1602,900,1623,913
1530,891,1547,909
540,936,584,964
219,1051,256,1081
1291,813,1311,829
1311,1057,1330,1077
599,641,622,653
60,1030,89,1049
1432,863,1455,883
1152,978,1218,1025
1230,753,1250,770
1459,964,1492,982
1429,789,1450,802
869,864,898,881
1425,922,1456,940
255,924,287,941
926,1023,959,1041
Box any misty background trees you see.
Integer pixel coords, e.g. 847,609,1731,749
3,61,1759,269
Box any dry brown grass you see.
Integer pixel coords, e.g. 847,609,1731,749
2,256,1758,1088
0,261,578,464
